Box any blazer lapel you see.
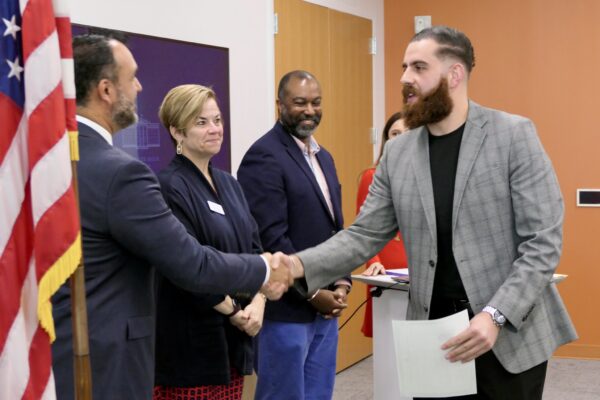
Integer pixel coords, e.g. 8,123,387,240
411,127,437,244
278,127,336,223
452,101,488,232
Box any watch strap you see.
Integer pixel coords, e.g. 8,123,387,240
482,305,505,327
226,300,242,318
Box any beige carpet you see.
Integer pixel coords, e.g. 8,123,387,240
333,356,600,400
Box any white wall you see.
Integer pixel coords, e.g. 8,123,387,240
71,0,384,171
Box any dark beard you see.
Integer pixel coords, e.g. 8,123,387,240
280,111,321,140
402,77,453,130
112,92,138,131
113,108,138,131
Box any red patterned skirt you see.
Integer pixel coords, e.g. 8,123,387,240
153,368,244,400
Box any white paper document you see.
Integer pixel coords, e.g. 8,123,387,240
391,310,477,398
350,268,410,288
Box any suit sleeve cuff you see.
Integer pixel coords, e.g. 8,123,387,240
260,255,270,286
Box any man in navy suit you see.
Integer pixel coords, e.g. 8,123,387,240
238,71,351,400
51,35,292,400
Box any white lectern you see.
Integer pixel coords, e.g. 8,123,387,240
351,273,411,400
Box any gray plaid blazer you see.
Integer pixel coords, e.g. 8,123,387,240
298,101,577,373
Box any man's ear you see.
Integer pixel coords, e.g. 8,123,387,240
447,63,465,89
97,78,114,104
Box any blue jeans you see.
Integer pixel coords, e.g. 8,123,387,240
255,315,338,400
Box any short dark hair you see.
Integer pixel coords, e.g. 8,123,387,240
87,28,129,44
277,70,317,101
72,34,118,106
412,26,475,73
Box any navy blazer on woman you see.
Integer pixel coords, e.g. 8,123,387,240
51,123,266,400
155,155,262,386
238,122,348,322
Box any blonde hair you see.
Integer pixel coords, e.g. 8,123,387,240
158,84,217,145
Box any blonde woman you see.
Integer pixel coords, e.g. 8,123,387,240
153,85,265,400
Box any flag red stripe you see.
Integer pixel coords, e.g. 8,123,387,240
2,0,81,397
33,188,80,280
22,327,52,400
0,95,23,165
55,17,72,59
27,85,66,170
65,99,77,132
20,0,56,63
0,187,33,353
56,14,76,134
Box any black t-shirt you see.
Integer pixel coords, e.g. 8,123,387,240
429,123,468,300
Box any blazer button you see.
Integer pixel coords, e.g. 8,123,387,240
429,260,435,268
331,230,336,236
424,306,428,313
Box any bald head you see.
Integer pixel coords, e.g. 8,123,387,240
277,70,319,102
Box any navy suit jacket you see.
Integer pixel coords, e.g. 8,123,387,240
238,122,347,322
51,122,266,400
155,155,263,386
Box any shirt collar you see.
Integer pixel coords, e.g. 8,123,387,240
76,115,113,146
290,133,320,156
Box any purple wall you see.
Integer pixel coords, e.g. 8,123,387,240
73,25,231,173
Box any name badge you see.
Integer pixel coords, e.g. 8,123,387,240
207,200,225,215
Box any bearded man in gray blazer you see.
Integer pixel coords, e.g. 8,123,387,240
290,26,577,399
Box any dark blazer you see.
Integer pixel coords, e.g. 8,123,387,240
238,122,347,322
51,122,266,400
155,155,262,386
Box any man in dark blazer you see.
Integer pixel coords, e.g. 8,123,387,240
290,27,577,399
51,35,292,400
238,70,350,400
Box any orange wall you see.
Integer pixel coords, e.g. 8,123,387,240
385,0,600,359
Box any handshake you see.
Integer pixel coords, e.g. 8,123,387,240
258,253,348,318
259,253,304,300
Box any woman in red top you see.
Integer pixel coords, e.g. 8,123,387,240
356,112,409,337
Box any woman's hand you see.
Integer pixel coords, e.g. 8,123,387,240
229,309,249,331
362,262,386,276
241,293,266,336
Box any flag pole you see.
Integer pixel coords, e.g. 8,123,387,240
68,137,93,400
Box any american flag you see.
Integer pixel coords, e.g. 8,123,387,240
0,0,81,398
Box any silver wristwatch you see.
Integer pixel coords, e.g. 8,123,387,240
482,306,506,327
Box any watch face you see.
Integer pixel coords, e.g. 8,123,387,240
494,311,506,324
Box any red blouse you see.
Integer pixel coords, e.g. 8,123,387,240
356,167,408,337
